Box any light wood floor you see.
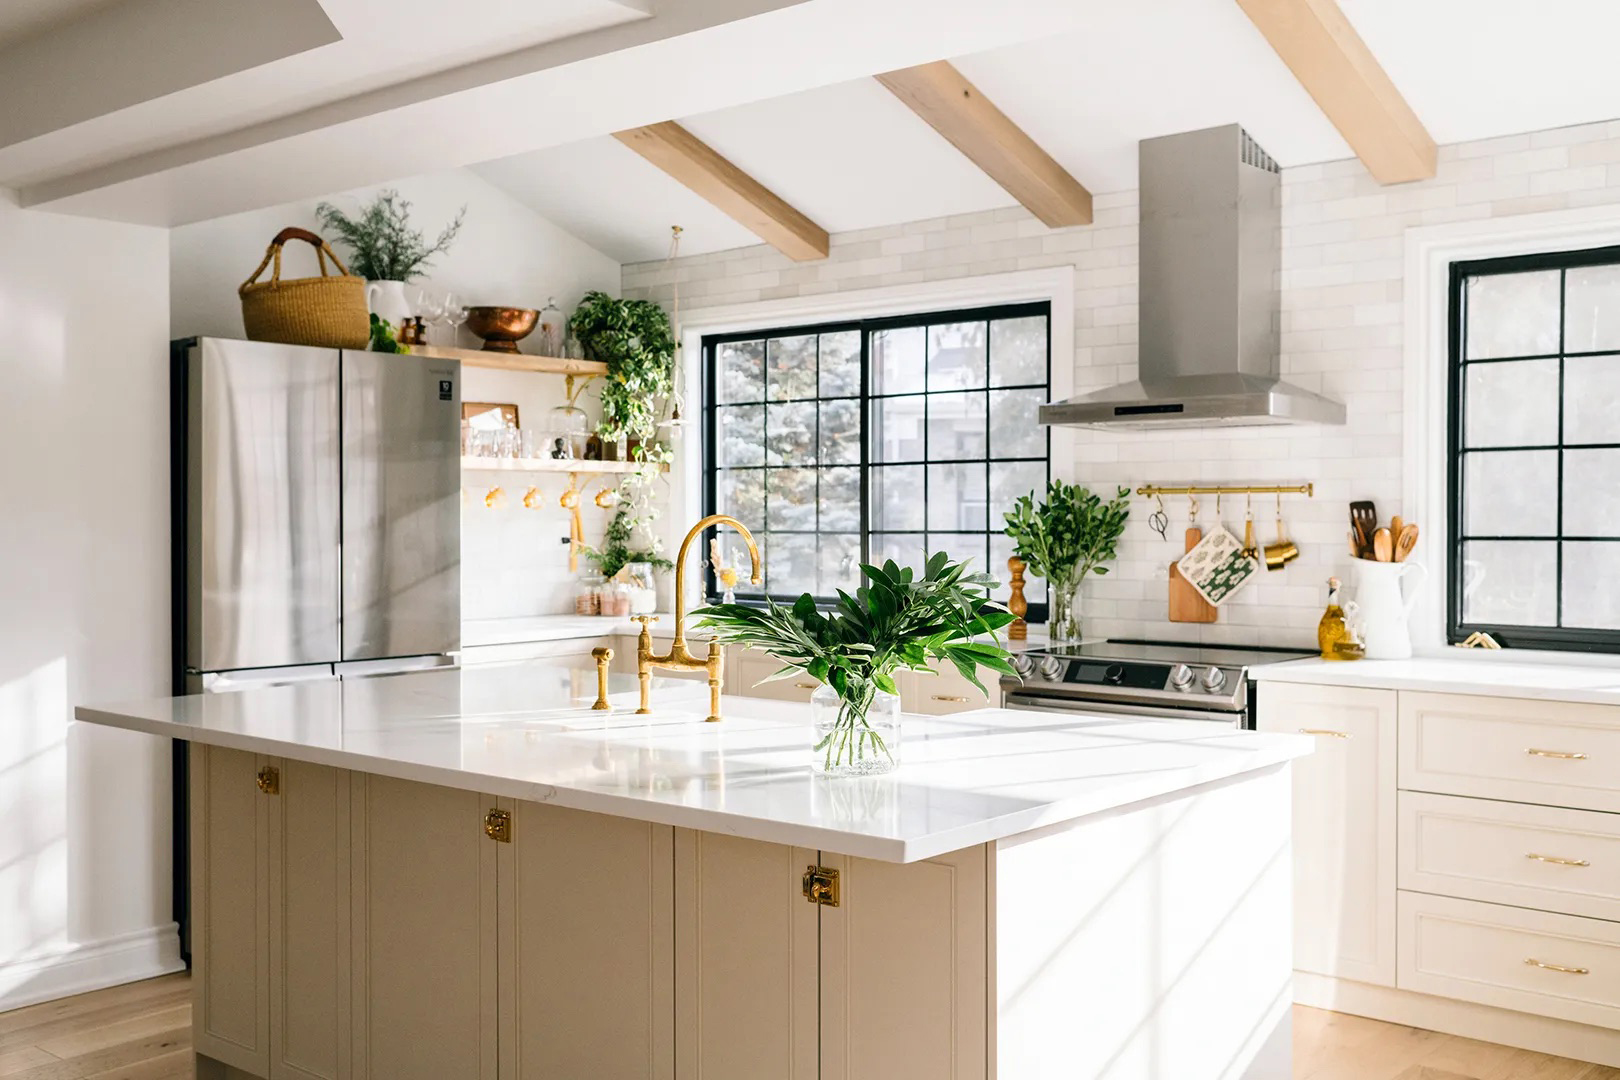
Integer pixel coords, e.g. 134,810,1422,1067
3,973,1620,1079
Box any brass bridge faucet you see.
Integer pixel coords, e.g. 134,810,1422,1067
637,514,761,722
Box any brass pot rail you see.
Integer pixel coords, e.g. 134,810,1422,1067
1135,483,1315,498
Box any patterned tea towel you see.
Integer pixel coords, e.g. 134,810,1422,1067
1175,526,1260,606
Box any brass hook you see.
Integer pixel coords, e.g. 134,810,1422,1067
1188,493,1199,522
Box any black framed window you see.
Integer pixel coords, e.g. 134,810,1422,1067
703,301,1050,612
1449,245,1620,651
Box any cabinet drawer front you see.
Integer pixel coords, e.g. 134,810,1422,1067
1399,692,1620,813
1400,792,1620,922
1398,892,1620,1028
734,656,818,703
908,667,996,715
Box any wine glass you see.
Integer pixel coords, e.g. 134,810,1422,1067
440,291,468,347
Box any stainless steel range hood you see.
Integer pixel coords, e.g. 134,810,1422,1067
1040,125,1345,429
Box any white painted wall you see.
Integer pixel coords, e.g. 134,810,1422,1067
0,189,180,1010
171,167,630,620
623,117,1620,649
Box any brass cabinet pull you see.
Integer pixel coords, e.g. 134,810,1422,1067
794,682,817,690
1525,957,1589,975
1527,852,1591,867
802,865,839,907
932,694,970,703
255,766,280,795
1526,748,1589,760
483,809,512,843
1298,728,1352,739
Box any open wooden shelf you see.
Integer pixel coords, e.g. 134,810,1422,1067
413,343,607,377
460,457,661,474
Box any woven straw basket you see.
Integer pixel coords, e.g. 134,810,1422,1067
239,227,369,349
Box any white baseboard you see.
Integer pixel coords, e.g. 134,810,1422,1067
1294,971,1620,1069
0,923,185,1012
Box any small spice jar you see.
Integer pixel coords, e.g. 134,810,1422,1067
575,572,605,616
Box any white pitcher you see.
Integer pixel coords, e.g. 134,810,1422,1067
1351,558,1427,660
365,279,412,329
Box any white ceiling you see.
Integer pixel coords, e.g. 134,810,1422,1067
0,0,118,48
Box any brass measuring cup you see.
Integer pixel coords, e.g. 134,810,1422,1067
1263,494,1299,570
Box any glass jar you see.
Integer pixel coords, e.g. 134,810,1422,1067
811,683,901,777
575,572,605,616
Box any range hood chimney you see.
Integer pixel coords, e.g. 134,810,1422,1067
1040,124,1345,429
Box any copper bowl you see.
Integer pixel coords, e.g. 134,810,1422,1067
466,306,538,353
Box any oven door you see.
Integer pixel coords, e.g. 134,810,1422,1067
1004,691,1243,727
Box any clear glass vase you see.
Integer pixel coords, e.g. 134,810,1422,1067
811,684,901,776
1048,575,1083,645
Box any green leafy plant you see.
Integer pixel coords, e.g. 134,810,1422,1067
315,189,465,282
368,313,405,354
582,442,675,579
1003,481,1131,586
568,291,674,441
694,554,1015,771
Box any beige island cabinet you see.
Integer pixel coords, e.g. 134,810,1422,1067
76,659,1311,1080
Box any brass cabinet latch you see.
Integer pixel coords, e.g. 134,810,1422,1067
255,766,280,795
802,865,839,907
483,809,512,843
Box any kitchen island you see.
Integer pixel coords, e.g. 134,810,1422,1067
77,659,1310,1080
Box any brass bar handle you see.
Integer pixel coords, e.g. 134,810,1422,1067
1136,483,1314,498
256,766,280,795
1527,853,1591,867
1525,958,1589,975
1526,748,1589,760
795,682,817,690
1299,728,1352,739
932,694,970,703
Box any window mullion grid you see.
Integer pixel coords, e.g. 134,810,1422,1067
1557,269,1567,628
813,335,822,599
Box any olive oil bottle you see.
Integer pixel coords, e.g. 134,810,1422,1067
1318,576,1351,661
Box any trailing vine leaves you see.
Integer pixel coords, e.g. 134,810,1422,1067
692,553,1016,712
568,291,675,440
1002,481,1131,586
315,189,465,282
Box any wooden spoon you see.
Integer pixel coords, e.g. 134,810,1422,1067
1372,527,1393,562
1393,523,1419,562
1392,515,1404,541
1350,501,1378,558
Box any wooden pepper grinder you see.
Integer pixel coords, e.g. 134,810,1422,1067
1007,556,1028,641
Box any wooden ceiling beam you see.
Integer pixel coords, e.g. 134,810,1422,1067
613,121,829,261
875,60,1092,228
1236,0,1436,183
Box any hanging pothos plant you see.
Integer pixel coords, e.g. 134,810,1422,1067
581,442,675,579
568,291,674,441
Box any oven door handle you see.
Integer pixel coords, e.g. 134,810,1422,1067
1004,693,1240,726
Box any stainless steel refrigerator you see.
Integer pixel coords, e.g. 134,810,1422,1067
173,337,462,691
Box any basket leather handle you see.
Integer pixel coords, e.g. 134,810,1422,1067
240,227,353,294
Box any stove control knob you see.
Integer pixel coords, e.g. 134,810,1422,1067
1200,666,1228,692
1169,664,1194,691
1009,652,1035,679
1039,655,1066,682
1104,663,1125,685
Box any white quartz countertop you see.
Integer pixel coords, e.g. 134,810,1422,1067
1252,654,1620,705
76,659,1308,863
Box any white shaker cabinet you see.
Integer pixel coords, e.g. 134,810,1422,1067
1258,682,1397,986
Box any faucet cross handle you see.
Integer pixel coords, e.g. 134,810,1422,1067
633,615,660,627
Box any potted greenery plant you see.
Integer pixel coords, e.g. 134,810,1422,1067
316,189,465,329
694,554,1015,776
567,291,674,445
1003,481,1131,644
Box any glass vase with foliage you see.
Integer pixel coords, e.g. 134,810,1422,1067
568,291,674,442
694,554,1015,776
1002,481,1130,644
314,189,466,282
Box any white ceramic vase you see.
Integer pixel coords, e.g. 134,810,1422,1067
365,280,411,330
1351,558,1427,660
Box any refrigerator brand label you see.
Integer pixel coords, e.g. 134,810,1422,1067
438,379,453,401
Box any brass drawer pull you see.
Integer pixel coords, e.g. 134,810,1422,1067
483,809,512,843
1298,728,1351,739
1525,957,1589,975
1527,853,1591,867
795,682,817,690
256,766,280,795
1526,748,1589,760
932,694,970,703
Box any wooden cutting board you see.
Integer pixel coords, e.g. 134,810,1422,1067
1169,527,1218,623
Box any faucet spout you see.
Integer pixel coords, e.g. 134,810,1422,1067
671,515,761,652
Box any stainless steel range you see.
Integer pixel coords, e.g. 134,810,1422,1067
1002,639,1316,727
